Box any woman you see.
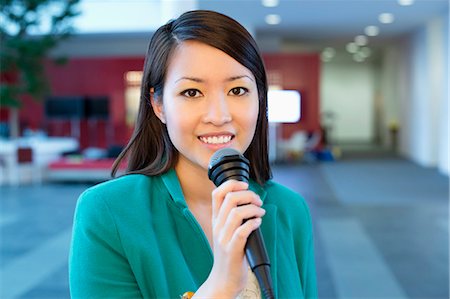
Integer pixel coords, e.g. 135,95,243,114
69,10,317,299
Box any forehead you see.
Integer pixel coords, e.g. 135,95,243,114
165,40,255,82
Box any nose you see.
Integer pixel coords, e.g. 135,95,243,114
202,94,232,125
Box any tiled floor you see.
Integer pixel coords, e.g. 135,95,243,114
0,154,448,298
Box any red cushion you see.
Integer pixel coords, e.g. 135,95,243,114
49,158,127,170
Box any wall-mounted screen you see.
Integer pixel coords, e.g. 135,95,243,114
45,96,85,119
268,90,301,123
45,96,110,120
85,96,109,119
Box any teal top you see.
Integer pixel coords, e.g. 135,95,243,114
69,169,317,298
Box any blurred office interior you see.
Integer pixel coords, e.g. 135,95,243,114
0,0,448,298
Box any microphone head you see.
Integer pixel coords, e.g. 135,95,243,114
209,148,241,167
208,148,250,186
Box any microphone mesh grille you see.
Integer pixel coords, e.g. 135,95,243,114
209,148,241,168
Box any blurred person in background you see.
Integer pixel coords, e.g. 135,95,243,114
69,10,317,299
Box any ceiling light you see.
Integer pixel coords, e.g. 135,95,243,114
323,47,336,57
379,13,395,24
365,25,379,36
321,55,331,63
398,0,415,6
354,35,368,46
262,0,279,7
321,47,336,62
346,42,359,54
265,14,281,25
353,53,365,62
360,47,372,58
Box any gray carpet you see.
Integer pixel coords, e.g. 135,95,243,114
319,158,448,204
0,156,448,299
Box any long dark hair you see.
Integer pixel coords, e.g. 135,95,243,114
112,10,272,185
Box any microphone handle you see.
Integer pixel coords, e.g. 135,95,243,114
254,264,275,299
245,228,275,299
245,228,269,269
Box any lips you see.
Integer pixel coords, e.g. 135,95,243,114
198,134,234,145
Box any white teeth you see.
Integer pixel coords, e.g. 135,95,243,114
200,135,232,144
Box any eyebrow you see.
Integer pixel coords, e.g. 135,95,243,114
175,75,254,83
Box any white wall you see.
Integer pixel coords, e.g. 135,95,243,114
321,60,375,143
409,15,447,173
438,12,449,175
379,45,403,148
322,12,448,177
386,13,449,175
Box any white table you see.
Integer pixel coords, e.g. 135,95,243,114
0,137,79,186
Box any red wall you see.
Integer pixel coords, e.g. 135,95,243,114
47,57,144,148
263,53,321,139
12,53,319,149
18,57,144,149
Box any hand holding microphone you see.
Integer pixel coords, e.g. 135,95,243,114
198,178,264,298
207,148,275,299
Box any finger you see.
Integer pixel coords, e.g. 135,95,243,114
219,205,266,243
228,218,262,251
212,180,248,219
214,191,262,231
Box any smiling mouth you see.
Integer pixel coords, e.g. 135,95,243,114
198,135,234,145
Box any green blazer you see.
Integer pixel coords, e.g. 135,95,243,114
69,169,317,298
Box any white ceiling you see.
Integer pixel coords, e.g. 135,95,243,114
198,0,448,45
48,0,448,58
70,0,448,43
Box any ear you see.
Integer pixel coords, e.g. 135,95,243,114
150,88,166,124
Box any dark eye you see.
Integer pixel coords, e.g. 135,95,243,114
229,87,248,96
182,89,202,98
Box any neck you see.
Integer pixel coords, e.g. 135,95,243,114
175,160,216,207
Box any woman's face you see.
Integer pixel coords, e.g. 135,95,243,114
152,40,259,172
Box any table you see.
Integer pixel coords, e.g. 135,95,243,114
0,137,79,185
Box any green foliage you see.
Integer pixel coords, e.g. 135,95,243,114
0,0,80,108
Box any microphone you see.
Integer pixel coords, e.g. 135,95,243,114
208,148,275,299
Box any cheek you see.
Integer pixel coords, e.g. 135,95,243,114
164,106,195,140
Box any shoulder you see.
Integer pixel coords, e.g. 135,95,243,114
263,180,313,230
73,174,170,236
75,174,162,216
79,174,147,201
87,173,153,194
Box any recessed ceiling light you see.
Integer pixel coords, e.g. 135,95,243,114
265,14,281,25
321,47,336,61
355,35,368,46
346,42,359,54
360,47,372,58
262,0,279,7
398,0,415,6
379,13,395,24
353,52,365,62
321,56,331,63
365,25,379,36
